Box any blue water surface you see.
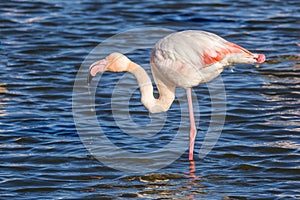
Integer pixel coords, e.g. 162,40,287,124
1,0,299,199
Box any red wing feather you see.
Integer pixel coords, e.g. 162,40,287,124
202,42,253,66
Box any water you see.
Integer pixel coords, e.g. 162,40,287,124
1,0,300,199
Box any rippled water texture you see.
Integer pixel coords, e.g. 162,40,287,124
1,0,300,199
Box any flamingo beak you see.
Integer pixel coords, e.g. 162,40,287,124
255,54,266,64
87,59,108,85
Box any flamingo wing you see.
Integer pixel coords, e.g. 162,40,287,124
155,30,252,67
180,30,254,67
151,30,259,88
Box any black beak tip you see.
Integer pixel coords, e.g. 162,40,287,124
87,70,94,85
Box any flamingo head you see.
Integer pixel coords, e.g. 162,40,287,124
88,52,131,84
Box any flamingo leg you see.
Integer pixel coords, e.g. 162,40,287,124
186,88,197,161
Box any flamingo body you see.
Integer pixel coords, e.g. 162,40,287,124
88,30,265,161
151,30,263,89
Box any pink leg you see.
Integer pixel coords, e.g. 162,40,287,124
186,88,197,161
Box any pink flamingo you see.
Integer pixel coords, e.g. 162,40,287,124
88,30,265,161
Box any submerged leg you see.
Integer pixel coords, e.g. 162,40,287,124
186,88,197,161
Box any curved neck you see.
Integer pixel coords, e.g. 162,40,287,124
127,62,175,113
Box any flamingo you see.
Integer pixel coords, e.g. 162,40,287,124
88,30,265,161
